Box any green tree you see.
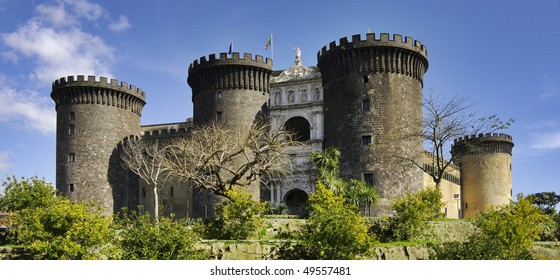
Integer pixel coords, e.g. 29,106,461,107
391,186,445,241
13,197,119,260
527,192,560,214
435,194,553,260
116,212,207,260
206,188,266,240
298,182,374,259
0,176,56,212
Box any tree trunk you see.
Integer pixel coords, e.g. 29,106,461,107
153,186,159,224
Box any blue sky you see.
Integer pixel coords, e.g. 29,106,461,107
0,0,559,198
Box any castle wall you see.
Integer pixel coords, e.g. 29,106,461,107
318,33,428,214
51,75,146,214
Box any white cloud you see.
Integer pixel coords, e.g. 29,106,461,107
532,131,560,149
0,84,56,134
1,0,116,84
108,15,131,32
0,150,12,171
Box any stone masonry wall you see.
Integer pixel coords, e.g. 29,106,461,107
51,76,145,214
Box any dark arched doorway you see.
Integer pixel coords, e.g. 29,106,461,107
284,117,310,141
284,189,309,216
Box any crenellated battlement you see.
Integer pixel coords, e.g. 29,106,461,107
189,52,273,72
188,52,273,95
51,75,146,116
318,33,427,60
453,133,513,144
452,133,514,156
317,33,429,84
52,75,145,100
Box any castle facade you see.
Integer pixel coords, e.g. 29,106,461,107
51,32,513,218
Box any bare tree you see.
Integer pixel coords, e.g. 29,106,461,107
404,93,514,187
163,122,298,200
121,137,169,223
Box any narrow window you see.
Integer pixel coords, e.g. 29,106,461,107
362,99,370,112
68,153,75,162
216,111,223,123
68,125,76,135
69,112,75,121
363,75,369,83
142,187,146,198
465,203,468,209
361,135,372,146
170,186,174,198
69,183,75,192
217,91,222,99
363,172,376,186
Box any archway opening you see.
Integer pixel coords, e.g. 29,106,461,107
284,117,310,141
284,189,309,216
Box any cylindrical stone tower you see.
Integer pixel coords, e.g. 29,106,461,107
51,75,146,214
187,52,272,217
451,133,514,218
317,33,429,214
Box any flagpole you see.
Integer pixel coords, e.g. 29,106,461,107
271,34,274,64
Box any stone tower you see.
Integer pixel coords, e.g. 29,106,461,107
51,75,146,214
187,52,273,216
452,133,514,218
317,33,429,213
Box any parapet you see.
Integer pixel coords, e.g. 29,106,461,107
52,75,146,102
317,33,428,61
452,133,514,156
453,133,513,144
189,52,273,73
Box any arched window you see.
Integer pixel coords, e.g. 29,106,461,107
284,117,310,141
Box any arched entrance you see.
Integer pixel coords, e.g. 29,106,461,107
284,117,310,141
284,189,309,216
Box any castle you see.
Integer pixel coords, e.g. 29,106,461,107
50,32,514,219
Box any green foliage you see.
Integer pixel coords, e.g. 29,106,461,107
391,187,445,241
310,148,379,210
434,194,553,260
0,176,56,212
207,188,265,240
310,147,341,189
263,201,290,215
12,197,118,260
297,183,374,259
527,192,560,214
116,212,207,260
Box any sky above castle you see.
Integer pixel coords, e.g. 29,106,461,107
0,0,559,199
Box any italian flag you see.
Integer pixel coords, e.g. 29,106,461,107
265,34,272,50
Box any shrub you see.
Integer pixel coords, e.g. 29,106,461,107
116,212,207,260
434,194,553,260
13,197,119,260
390,186,445,241
0,176,56,212
297,183,374,259
263,202,290,215
207,188,265,240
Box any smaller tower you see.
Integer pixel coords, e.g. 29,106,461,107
452,133,514,218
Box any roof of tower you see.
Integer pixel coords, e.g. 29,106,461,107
317,33,428,61
188,52,273,74
51,75,146,101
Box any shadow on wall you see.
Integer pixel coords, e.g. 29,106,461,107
108,138,139,214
